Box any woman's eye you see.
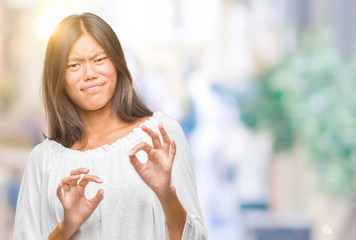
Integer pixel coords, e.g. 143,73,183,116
95,57,106,63
68,63,80,69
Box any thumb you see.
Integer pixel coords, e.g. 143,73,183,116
129,154,144,173
56,183,64,204
88,189,104,209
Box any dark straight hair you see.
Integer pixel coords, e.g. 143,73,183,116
42,12,152,148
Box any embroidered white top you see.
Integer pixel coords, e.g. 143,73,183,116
13,111,207,240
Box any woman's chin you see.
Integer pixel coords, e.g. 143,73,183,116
78,102,110,112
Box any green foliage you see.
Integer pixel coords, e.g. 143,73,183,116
238,30,356,195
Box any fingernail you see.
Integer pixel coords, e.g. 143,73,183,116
83,168,89,172
128,150,134,156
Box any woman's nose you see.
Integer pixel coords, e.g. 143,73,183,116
83,62,98,81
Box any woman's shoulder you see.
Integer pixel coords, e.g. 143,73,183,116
24,139,55,169
152,111,182,130
28,138,60,158
152,111,185,138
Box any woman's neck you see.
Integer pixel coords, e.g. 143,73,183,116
80,105,121,137
74,104,124,150
72,104,149,151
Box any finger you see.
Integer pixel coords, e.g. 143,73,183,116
168,139,177,164
129,154,145,173
70,168,89,176
141,125,162,149
129,142,153,156
158,124,170,154
69,168,89,187
78,175,103,188
88,189,104,210
61,175,81,192
56,183,64,203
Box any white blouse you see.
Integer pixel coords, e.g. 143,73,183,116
13,111,207,240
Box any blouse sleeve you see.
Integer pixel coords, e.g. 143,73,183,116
13,145,49,240
163,116,208,240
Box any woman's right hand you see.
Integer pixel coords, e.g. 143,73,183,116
55,168,104,238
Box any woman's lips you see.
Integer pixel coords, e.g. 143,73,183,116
81,83,105,92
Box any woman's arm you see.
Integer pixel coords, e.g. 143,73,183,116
129,124,187,239
129,122,207,239
13,145,46,239
165,119,208,240
14,145,104,240
156,186,187,239
48,222,76,240
49,168,104,240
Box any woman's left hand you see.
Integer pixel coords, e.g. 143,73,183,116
128,124,176,198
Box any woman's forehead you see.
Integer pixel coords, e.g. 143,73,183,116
67,34,106,59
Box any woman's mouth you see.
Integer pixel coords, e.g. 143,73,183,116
81,83,105,92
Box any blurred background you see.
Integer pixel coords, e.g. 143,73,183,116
1,0,356,239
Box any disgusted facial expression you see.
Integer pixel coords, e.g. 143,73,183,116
65,34,117,113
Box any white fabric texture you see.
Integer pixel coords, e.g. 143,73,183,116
13,111,207,240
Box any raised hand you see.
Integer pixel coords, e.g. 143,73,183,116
56,168,104,236
128,124,176,198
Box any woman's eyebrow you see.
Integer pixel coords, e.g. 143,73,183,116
68,52,106,62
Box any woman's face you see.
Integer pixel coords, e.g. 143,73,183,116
65,34,117,112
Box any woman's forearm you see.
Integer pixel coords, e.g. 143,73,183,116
48,222,77,240
156,186,187,240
